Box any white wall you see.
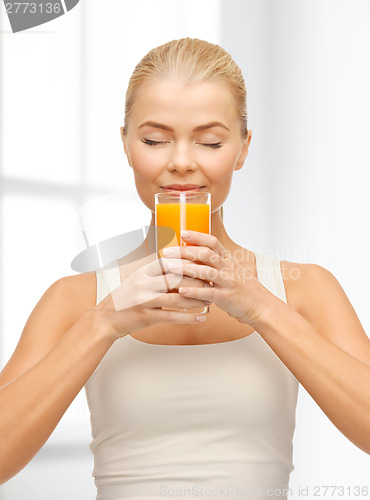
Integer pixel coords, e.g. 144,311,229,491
219,0,370,494
1,0,369,498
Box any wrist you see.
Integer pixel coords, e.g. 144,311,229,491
252,293,289,330
80,307,121,346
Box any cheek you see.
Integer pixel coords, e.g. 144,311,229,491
130,145,162,180
204,149,237,183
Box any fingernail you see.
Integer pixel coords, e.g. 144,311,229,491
181,230,190,238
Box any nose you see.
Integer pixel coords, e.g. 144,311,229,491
167,141,197,173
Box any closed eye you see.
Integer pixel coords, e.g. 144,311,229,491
142,139,222,149
142,139,166,146
200,143,222,149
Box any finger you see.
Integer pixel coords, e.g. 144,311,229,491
181,230,229,259
178,284,214,303
152,269,184,291
148,289,210,310
164,245,224,271
145,257,168,276
164,260,219,285
156,276,207,292
145,256,191,277
150,309,207,325
175,276,209,289
152,273,207,293
147,256,208,282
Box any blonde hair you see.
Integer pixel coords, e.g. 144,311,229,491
123,37,248,138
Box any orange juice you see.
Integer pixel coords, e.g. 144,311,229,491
155,192,211,313
156,202,209,259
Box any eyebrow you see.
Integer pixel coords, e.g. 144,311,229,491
138,121,230,132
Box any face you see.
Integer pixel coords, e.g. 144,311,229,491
121,79,252,216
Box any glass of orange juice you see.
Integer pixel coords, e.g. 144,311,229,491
155,191,211,315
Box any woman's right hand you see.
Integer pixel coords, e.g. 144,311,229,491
94,256,209,340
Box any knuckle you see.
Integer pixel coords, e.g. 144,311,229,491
220,268,229,280
204,247,212,259
222,249,231,261
198,248,207,260
209,253,218,264
211,268,218,280
204,268,213,281
189,267,197,278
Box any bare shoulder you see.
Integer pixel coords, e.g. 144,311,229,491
279,260,320,313
0,272,97,387
34,272,97,331
58,272,97,323
280,260,370,364
21,271,97,340
280,259,345,316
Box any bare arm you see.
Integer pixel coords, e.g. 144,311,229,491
252,262,370,454
0,275,115,484
0,259,208,484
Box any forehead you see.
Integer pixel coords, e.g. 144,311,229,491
130,79,238,129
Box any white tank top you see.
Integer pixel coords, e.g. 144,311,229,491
85,252,299,500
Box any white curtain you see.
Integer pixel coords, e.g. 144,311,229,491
0,1,369,498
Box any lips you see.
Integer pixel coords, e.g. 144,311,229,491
161,184,204,191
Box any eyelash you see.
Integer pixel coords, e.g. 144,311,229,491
142,139,222,149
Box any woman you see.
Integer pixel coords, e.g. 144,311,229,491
0,38,369,499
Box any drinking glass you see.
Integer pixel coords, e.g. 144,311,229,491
155,191,211,315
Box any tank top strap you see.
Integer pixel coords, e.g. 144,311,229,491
255,252,287,304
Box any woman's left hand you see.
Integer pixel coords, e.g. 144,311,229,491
162,230,271,327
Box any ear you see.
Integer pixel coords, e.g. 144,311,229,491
235,130,252,171
120,126,132,167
